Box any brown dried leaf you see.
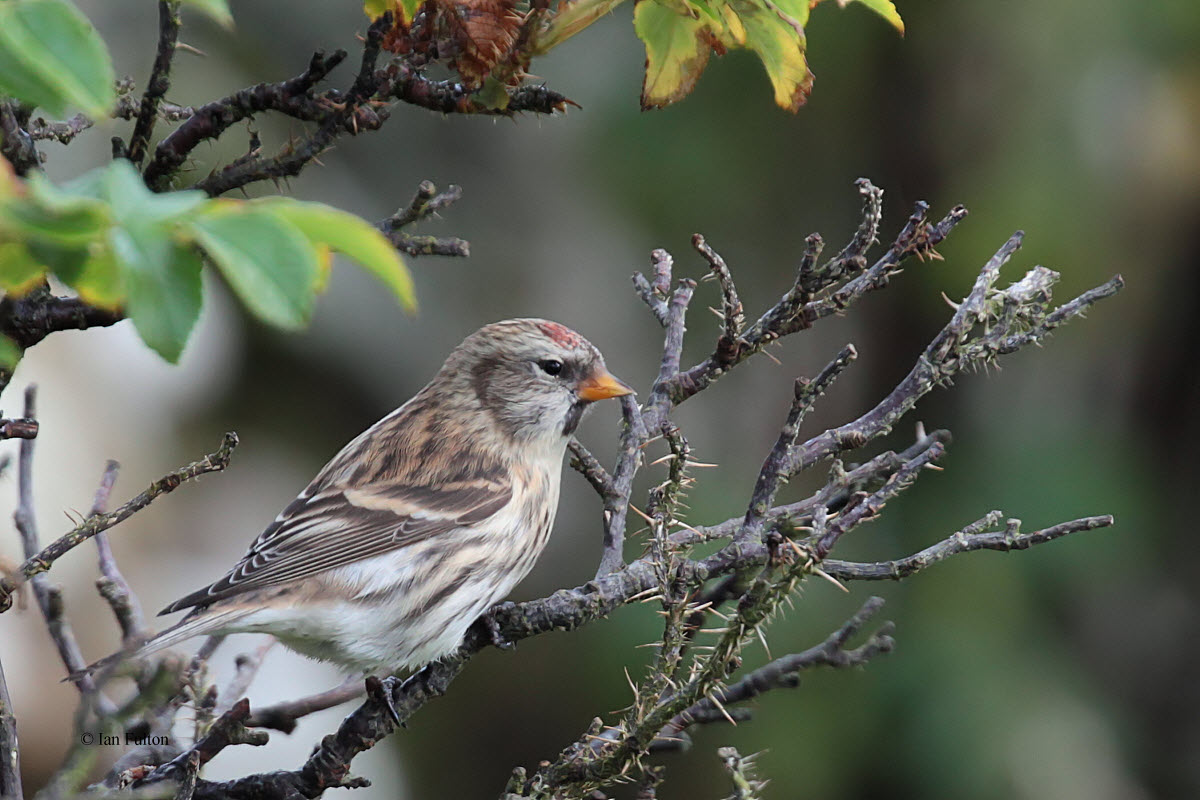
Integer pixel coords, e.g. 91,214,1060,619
439,0,524,87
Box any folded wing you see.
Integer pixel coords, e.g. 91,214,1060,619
160,477,511,614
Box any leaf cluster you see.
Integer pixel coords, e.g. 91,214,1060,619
368,0,901,111
0,160,413,363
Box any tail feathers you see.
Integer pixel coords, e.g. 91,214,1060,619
65,608,252,684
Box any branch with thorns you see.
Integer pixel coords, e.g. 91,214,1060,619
0,181,1122,800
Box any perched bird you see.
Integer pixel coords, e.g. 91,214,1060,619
85,319,632,677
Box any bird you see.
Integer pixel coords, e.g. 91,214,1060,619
82,318,633,678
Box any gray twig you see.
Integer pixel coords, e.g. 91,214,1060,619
0,433,239,613
89,460,149,646
244,677,364,733
11,387,115,711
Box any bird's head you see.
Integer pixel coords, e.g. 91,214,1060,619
439,318,633,443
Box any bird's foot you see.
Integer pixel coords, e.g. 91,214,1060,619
364,675,405,729
478,603,517,651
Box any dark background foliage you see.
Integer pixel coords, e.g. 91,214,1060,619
1,1,1197,798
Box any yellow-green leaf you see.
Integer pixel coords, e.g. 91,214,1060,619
0,173,109,247
0,0,117,118
0,241,46,294
846,0,903,34
728,0,813,111
73,243,124,309
0,336,22,371
634,0,715,110
255,198,416,312
363,0,420,24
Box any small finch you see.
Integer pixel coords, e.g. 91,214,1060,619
86,319,632,676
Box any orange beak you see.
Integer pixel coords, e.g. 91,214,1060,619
576,368,635,402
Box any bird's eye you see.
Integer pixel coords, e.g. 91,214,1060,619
538,359,564,376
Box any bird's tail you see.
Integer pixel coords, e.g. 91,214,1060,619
66,607,253,684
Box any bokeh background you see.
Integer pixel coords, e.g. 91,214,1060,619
2,0,1198,797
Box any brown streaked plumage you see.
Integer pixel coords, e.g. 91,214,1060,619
81,319,632,677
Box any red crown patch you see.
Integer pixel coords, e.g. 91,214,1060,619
537,321,585,349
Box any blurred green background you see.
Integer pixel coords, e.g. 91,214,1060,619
1,0,1198,798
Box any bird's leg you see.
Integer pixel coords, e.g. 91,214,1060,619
364,674,405,728
475,602,517,651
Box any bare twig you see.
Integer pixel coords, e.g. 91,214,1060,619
11,386,112,706
0,432,239,613
569,439,617,501
822,514,1116,581
382,181,464,230
244,677,364,734
376,181,471,257
142,49,350,190
26,113,95,145
785,234,1122,477
814,440,945,558
739,344,858,544
89,461,149,646
692,234,744,364
216,641,275,715
0,417,38,440
127,1,182,165
0,287,125,351
594,394,649,578
632,249,674,326
137,699,268,788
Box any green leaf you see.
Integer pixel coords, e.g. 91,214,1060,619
687,0,723,24
0,173,109,247
0,241,46,293
113,224,203,362
634,0,714,110
256,198,416,312
189,206,320,330
398,0,421,23
72,243,124,309
179,0,234,28
847,0,904,34
26,239,88,285
0,0,117,118
475,77,511,112
82,159,207,224
728,0,813,111
0,336,22,372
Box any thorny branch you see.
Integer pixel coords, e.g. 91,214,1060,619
125,1,182,165
7,182,1123,800
0,9,555,391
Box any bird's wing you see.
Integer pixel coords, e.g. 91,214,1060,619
159,476,512,614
